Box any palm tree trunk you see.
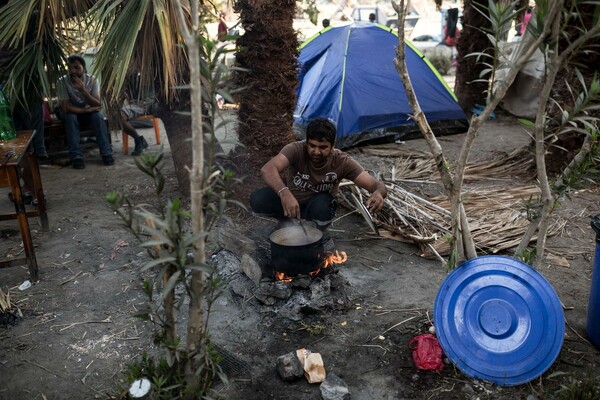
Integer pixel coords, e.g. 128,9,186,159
233,0,299,166
454,0,492,112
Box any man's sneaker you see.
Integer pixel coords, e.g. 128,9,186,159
72,159,85,169
102,155,115,166
132,136,148,156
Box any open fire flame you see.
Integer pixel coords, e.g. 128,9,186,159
275,251,348,283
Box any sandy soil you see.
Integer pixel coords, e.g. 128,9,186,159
1,115,599,400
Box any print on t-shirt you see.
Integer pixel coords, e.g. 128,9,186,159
292,172,338,193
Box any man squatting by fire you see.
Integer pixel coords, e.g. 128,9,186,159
250,118,388,243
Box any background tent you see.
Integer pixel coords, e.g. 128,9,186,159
294,22,469,149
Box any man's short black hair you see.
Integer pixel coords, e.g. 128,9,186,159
67,55,86,69
306,118,336,145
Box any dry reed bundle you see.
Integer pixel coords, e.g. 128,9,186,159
337,145,555,260
341,183,566,260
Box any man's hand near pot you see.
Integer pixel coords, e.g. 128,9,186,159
260,153,301,220
279,188,300,219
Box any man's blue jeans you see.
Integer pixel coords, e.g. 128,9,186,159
63,111,112,160
250,187,337,230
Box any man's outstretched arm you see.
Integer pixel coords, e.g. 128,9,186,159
353,171,387,213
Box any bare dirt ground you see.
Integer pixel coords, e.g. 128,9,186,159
1,114,599,400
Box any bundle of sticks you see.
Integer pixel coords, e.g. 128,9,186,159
339,147,564,260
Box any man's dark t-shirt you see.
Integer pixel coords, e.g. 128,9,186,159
280,141,363,204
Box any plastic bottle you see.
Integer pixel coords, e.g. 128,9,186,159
0,84,17,140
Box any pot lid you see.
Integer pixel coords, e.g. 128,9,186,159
434,255,564,386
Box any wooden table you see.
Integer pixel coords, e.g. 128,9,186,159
0,130,49,281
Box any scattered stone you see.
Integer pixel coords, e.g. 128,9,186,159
302,300,325,314
228,276,255,299
216,226,256,257
310,278,331,301
276,352,304,381
290,276,312,289
526,395,539,400
320,373,351,400
241,254,262,286
256,281,292,300
309,278,333,308
254,292,277,306
328,272,349,290
310,295,334,310
278,293,310,321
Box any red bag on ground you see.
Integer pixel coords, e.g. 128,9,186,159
409,333,444,371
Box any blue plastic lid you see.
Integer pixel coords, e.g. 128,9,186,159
434,255,564,386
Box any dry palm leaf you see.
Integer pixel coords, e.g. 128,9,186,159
338,145,555,259
341,182,566,259
360,145,535,182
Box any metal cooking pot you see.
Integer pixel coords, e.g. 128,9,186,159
270,225,324,276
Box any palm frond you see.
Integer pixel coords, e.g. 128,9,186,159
90,0,190,105
0,0,93,106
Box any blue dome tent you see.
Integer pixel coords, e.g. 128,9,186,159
294,22,469,149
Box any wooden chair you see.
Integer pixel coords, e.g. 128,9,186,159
122,114,161,155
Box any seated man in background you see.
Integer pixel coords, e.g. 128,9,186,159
56,55,113,169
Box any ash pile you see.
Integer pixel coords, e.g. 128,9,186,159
210,249,356,323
